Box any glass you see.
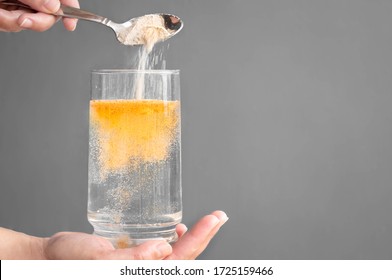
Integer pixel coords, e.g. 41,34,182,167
88,69,181,247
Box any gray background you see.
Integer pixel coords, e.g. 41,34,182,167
1,0,392,259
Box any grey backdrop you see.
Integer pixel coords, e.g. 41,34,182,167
1,0,392,259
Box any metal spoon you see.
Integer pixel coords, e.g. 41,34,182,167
1,0,183,46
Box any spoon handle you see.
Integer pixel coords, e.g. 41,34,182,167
1,0,111,25
57,4,111,25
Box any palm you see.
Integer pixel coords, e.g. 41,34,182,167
43,211,227,260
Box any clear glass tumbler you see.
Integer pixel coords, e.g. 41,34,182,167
88,69,181,247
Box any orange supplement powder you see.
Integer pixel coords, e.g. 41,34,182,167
90,99,180,174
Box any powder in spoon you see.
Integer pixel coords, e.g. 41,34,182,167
122,14,174,53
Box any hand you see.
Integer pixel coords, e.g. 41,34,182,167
165,210,228,260
43,211,228,260
0,0,79,32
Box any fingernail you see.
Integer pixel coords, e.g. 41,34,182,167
20,18,33,28
71,21,77,31
156,242,172,256
213,211,229,224
211,216,220,227
220,211,229,223
44,0,60,13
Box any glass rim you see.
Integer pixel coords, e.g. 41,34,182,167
92,69,180,75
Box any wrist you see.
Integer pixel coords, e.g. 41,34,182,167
0,227,48,259
28,235,48,260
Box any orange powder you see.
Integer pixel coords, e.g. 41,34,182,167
90,99,179,173
116,235,131,249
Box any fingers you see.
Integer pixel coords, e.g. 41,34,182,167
17,12,57,32
1,0,80,32
19,0,60,14
4,0,59,32
176,223,188,238
104,240,172,260
204,211,228,241
0,9,25,32
165,211,228,260
60,0,79,31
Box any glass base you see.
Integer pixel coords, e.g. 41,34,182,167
93,228,178,248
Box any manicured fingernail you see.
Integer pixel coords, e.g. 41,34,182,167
71,21,77,31
213,211,229,224
20,18,33,28
211,216,220,227
156,242,172,256
220,211,229,222
44,0,60,13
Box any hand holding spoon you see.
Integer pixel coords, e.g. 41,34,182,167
1,0,183,46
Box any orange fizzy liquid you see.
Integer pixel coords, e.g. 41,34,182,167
88,99,181,247
90,99,180,174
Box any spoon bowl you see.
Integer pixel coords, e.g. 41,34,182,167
2,0,183,46
109,14,183,46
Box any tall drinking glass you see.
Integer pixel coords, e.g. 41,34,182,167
88,69,181,247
